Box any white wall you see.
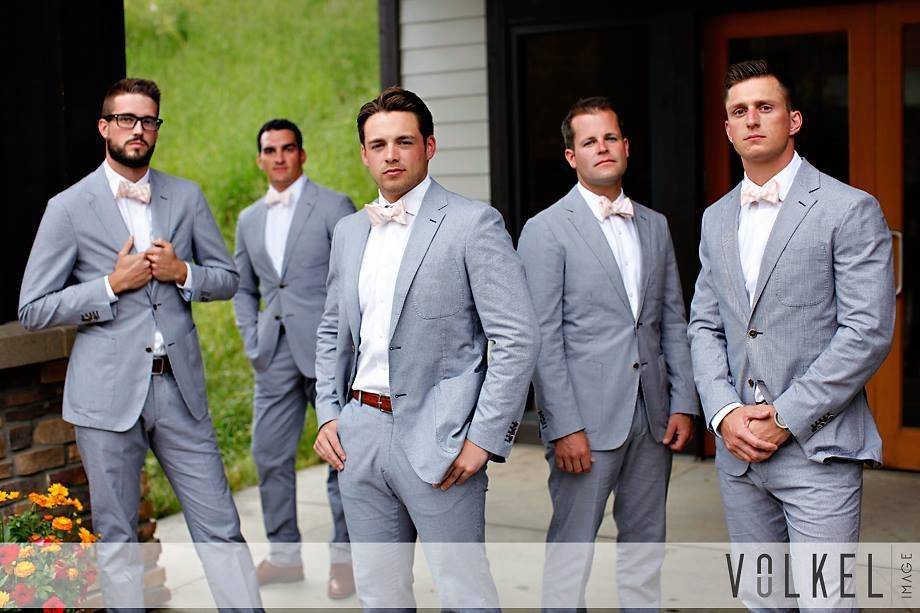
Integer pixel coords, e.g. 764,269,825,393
399,0,491,202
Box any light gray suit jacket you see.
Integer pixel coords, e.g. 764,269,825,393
19,164,239,432
688,159,895,476
314,179,541,484
518,187,698,450
233,179,355,375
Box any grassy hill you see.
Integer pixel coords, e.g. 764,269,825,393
125,0,380,516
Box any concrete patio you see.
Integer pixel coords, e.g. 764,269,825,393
153,443,920,609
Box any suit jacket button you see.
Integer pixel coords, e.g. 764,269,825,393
279,284,287,289
632,362,639,370
274,315,281,321
748,379,754,387
748,329,758,338
145,347,152,353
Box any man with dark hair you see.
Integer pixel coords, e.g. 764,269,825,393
312,86,540,609
519,97,697,610
19,78,262,609
233,118,355,595
689,59,894,607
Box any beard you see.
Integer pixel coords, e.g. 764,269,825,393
106,137,156,168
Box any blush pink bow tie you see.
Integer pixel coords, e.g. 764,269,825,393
265,190,291,207
116,180,151,204
740,179,780,206
365,199,408,226
598,195,634,219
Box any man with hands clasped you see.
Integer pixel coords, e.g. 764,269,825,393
688,60,894,607
518,97,698,611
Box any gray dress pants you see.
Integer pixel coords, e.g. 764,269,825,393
336,396,500,612
252,329,350,567
75,371,262,611
542,394,672,612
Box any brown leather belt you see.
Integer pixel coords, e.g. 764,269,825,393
351,389,392,412
152,356,172,375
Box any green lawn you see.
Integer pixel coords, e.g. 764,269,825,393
125,0,380,516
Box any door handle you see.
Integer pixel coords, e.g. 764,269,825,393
892,229,903,296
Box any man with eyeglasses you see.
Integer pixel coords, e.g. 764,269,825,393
19,78,263,611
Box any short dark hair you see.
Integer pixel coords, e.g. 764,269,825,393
724,59,793,109
356,86,434,144
561,97,625,149
101,78,161,116
256,118,303,152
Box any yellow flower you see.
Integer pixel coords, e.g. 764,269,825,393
0,591,9,607
67,567,79,581
51,517,73,532
17,546,33,558
8,492,19,500
67,497,84,512
48,483,69,498
13,561,35,578
78,527,97,544
41,542,61,553
0,492,7,503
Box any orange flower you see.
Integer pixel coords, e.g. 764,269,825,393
13,561,35,578
51,517,73,532
43,514,53,521
67,567,79,581
78,527,97,544
40,542,61,553
28,493,51,508
17,546,33,559
67,497,84,512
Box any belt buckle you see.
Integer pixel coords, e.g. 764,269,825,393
152,357,165,375
376,394,384,410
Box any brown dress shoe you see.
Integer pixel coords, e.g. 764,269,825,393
327,563,356,599
256,559,305,586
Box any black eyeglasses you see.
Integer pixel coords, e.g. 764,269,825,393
102,113,164,131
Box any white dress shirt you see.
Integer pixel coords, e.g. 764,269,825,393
710,151,802,434
264,174,306,277
101,161,192,356
577,183,643,319
352,175,432,395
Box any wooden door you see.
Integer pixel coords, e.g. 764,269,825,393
702,2,920,470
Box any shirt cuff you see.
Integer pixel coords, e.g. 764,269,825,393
710,402,743,438
103,275,118,302
177,262,193,290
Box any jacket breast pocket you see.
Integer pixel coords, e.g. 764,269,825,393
775,245,831,307
412,257,464,319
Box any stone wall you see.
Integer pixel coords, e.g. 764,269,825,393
0,321,167,606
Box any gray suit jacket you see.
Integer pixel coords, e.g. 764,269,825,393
518,186,698,450
315,179,540,484
19,163,239,431
688,159,894,476
233,179,355,375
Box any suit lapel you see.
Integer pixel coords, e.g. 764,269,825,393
280,179,318,279
632,204,653,317
87,164,131,252
250,200,278,283
749,160,820,316
720,185,751,320
389,181,448,341
565,187,632,314
343,213,371,348
148,170,173,303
